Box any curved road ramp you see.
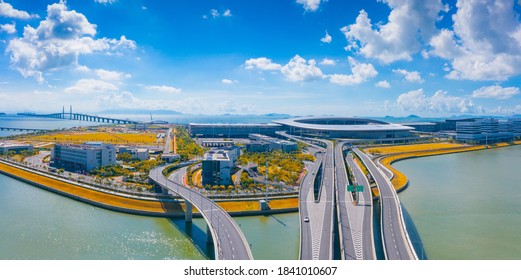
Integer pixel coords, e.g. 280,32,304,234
149,166,253,260
353,148,417,260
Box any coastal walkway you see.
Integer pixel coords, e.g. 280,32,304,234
149,166,253,260
353,148,417,260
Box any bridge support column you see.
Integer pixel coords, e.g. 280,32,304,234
206,225,213,244
185,201,193,223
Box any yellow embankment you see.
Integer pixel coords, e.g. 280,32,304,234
371,142,521,191
0,161,180,215
0,162,298,215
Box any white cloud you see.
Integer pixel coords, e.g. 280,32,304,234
296,0,323,12
5,2,136,83
0,0,39,19
319,58,336,66
65,79,119,94
0,22,15,34
206,8,232,19
375,80,391,88
396,88,481,113
393,69,424,83
320,30,332,44
94,0,116,4
341,1,445,63
471,85,520,100
145,85,182,94
95,69,131,81
221,79,238,84
281,55,324,82
97,91,139,109
429,0,521,81
329,57,377,86
245,57,282,71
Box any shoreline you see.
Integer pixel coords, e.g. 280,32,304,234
374,141,521,193
0,161,298,218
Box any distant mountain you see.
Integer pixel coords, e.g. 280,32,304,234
262,113,292,118
98,109,183,115
0,113,5,116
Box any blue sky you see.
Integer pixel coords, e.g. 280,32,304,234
1,0,521,117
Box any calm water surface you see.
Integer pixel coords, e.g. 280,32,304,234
396,145,521,259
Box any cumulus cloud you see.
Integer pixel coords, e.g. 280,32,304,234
245,57,282,71
396,88,481,113
319,58,336,66
341,0,445,63
95,69,131,81
296,0,324,12
375,80,391,88
5,2,136,83
471,85,520,100
0,0,39,19
145,85,182,94
222,79,238,84
281,55,324,82
393,69,424,83
329,57,377,86
429,0,521,81
65,79,119,94
0,22,15,34
321,30,332,44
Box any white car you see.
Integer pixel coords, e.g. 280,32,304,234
304,217,309,223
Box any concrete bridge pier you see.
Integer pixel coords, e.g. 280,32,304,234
185,200,193,223
206,225,213,244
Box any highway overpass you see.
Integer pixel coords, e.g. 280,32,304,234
149,166,253,260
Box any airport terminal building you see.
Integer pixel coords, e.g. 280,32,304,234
273,117,413,139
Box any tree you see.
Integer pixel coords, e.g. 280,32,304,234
117,152,133,163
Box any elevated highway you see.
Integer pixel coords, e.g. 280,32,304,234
336,142,376,260
353,148,417,260
277,132,335,260
149,166,253,260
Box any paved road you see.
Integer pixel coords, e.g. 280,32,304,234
149,166,253,260
342,148,376,260
353,148,417,260
24,151,50,167
164,127,173,153
277,132,335,260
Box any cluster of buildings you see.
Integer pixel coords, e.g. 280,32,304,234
246,134,298,152
455,118,521,144
50,142,154,172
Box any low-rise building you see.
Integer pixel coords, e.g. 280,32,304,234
247,134,298,152
118,146,149,161
201,146,241,186
189,123,282,138
0,142,34,155
52,142,116,172
161,153,180,163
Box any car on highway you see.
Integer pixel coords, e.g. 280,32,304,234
304,217,309,223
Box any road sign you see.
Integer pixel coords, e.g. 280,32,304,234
356,185,364,192
347,185,354,192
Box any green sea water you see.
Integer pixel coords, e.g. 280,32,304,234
396,145,521,259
